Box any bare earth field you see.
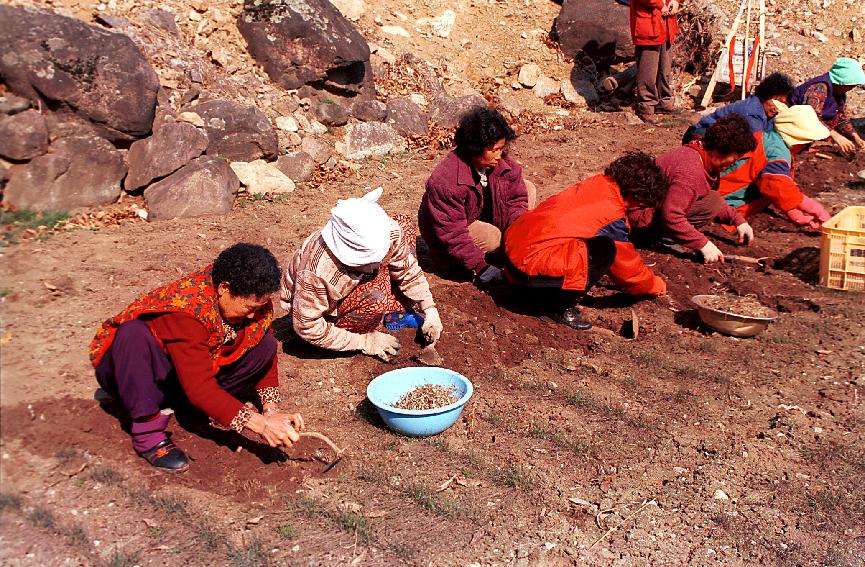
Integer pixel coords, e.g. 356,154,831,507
1,114,864,566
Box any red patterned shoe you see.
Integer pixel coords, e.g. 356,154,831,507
139,439,189,472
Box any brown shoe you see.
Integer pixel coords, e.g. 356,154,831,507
638,113,660,125
657,104,683,115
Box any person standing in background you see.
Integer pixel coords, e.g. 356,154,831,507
630,0,680,125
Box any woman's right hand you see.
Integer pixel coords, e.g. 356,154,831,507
248,412,301,448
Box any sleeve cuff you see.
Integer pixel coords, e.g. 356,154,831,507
258,386,281,406
229,404,256,433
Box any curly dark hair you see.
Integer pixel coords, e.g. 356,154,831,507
702,114,757,156
753,72,794,102
212,243,280,297
453,106,516,158
604,151,668,207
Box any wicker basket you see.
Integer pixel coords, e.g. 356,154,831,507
819,206,865,291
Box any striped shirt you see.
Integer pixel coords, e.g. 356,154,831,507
280,222,435,352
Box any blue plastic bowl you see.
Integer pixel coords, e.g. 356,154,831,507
366,367,473,437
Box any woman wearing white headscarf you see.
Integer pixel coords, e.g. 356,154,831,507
280,188,442,360
718,103,833,229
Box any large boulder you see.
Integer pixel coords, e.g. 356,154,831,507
276,151,316,182
429,94,486,129
0,110,49,161
336,122,406,161
185,100,278,162
125,122,209,191
551,0,633,67
386,98,429,137
3,134,126,212
0,5,159,140
237,0,373,98
144,156,239,221
230,160,296,194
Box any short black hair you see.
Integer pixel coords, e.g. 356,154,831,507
453,106,516,158
754,72,794,102
702,114,757,156
604,151,668,208
212,243,280,297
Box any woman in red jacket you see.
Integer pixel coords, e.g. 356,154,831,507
504,152,668,331
630,0,680,124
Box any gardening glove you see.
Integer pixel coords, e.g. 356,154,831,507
798,196,831,223
699,240,724,264
362,331,401,361
735,222,754,245
476,265,503,285
420,307,443,344
785,207,821,230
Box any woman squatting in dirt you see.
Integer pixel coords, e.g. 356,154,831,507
90,244,305,472
418,107,536,286
626,114,758,264
280,187,443,362
502,151,668,331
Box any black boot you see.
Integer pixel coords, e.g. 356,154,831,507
559,306,592,331
139,439,189,472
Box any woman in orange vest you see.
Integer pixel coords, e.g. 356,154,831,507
90,243,304,472
504,152,667,330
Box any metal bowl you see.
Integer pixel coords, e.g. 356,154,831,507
691,295,778,338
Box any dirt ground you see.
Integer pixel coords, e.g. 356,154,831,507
2,113,865,565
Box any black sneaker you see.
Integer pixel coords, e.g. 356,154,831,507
139,439,189,472
559,306,592,331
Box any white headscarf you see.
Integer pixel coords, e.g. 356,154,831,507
321,187,393,267
771,102,832,148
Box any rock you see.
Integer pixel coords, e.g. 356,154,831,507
0,110,49,161
337,122,406,160
852,28,862,43
275,116,299,132
497,91,524,116
314,101,350,127
307,120,329,136
301,137,332,164
330,0,366,22
351,99,387,122
176,111,205,128
533,76,560,98
144,156,238,221
370,44,396,65
137,8,180,36
518,64,542,87
276,151,316,182
238,0,373,98
0,95,31,116
4,134,126,212
713,489,729,500
278,131,303,151
429,94,486,129
381,25,411,38
416,10,456,38
186,100,278,162
385,97,429,136
0,5,159,141
125,122,208,191
230,159,295,194
561,79,599,107
551,0,633,66
812,31,828,42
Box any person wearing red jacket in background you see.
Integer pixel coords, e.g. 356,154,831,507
90,243,304,472
630,0,680,124
503,152,667,331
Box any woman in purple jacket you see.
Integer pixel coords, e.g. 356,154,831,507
418,107,536,283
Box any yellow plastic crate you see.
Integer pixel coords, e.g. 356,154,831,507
819,206,865,291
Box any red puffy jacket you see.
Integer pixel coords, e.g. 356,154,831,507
630,0,679,46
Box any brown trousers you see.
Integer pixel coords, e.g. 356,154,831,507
687,190,725,229
468,180,538,252
635,42,673,116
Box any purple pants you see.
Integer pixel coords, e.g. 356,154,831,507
95,319,277,420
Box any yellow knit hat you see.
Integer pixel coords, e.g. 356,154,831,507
772,104,831,147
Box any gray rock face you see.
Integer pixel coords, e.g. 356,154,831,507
3,134,126,212
186,100,278,162
0,5,159,140
385,98,428,136
301,136,332,164
0,95,31,116
0,110,49,161
314,101,350,127
125,122,209,191
276,151,316,182
429,94,487,129
552,0,633,66
351,99,387,122
237,0,373,97
144,156,239,221
337,122,406,160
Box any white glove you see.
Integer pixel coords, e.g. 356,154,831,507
735,222,754,245
421,307,443,344
476,265,503,284
699,240,724,263
361,331,401,361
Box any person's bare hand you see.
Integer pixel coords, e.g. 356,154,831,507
831,131,856,155
255,412,301,448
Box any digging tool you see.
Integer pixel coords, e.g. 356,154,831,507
726,254,770,267
298,431,345,473
415,341,444,366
